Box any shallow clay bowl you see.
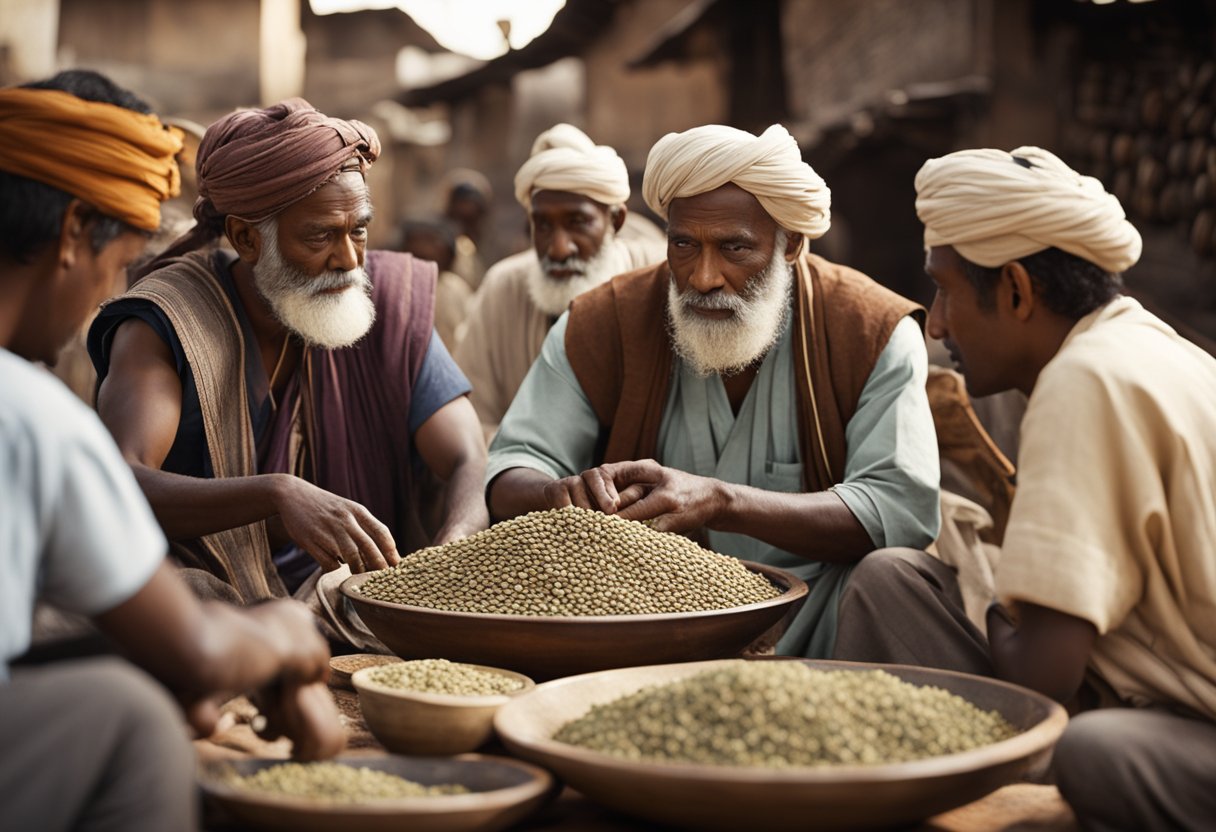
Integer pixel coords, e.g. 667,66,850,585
493,658,1069,832
340,560,807,681
352,663,535,755
198,753,554,832
329,653,402,691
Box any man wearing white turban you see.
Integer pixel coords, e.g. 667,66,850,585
839,146,1216,831
453,124,665,437
487,124,942,658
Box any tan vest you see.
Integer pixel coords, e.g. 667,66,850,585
564,252,922,492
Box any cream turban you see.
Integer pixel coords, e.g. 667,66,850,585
641,124,830,239
514,123,630,209
915,146,1142,273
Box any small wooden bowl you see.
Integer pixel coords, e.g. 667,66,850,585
341,560,807,681
329,654,402,691
494,658,1068,832
198,753,554,832
352,663,535,756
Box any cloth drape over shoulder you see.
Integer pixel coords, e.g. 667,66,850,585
563,252,921,491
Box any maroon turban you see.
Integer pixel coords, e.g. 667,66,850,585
137,98,380,277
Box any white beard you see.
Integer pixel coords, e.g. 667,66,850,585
252,219,376,349
666,232,793,377
527,229,629,317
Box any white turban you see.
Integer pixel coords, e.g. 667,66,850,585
915,146,1142,274
514,123,630,209
641,124,831,239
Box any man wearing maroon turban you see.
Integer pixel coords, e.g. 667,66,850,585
87,99,488,641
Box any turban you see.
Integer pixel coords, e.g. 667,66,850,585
0,87,182,232
137,98,380,277
915,146,1142,274
514,123,630,209
642,124,830,239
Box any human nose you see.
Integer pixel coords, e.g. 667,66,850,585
927,291,948,341
547,227,577,262
329,234,360,272
686,251,725,294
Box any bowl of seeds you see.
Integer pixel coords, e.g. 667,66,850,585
352,659,534,755
493,658,1069,832
199,753,554,832
341,506,808,680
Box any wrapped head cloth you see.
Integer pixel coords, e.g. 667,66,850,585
142,97,380,275
642,123,831,240
915,146,1142,273
0,87,181,232
514,123,630,210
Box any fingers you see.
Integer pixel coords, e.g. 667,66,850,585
281,683,347,762
615,483,650,512
355,507,399,567
616,489,673,524
582,467,622,513
543,476,595,510
185,697,222,739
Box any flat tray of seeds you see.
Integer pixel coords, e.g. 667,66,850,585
198,753,554,832
341,507,808,680
492,658,1068,832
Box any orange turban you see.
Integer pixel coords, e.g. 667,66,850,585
0,87,182,232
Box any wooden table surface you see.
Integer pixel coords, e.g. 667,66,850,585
197,687,1078,831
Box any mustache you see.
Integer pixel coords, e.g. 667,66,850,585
305,269,367,295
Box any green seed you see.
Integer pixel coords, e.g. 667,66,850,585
223,762,468,802
365,659,523,696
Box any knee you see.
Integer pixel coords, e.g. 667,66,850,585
843,548,926,602
1054,711,1135,812
87,659,192,763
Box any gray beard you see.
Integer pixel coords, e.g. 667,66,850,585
527,232,628,317
665,232,793,377
252,219,376,349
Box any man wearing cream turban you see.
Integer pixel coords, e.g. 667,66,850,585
1,70,347,832
87,98,489,643
454,123,665,438
844,146,1216,830
488,124,941,658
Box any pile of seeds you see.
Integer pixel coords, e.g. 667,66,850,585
364,659,525,696
357,506,781,616
553,662,1017,767
223,762,468,802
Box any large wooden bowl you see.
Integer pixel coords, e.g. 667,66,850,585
340,560,807,681
493,658,1069,832
198,753,554,832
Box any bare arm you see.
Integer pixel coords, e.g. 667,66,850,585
488,467,557,522
987,600,1097,703
96,318,398,572
94,562,346,760
415,396,489,544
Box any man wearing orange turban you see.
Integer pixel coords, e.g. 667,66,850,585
1,70,346,832
88,98,488,640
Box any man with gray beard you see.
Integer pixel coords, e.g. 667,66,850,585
488,125,941,657
453,124,665,439
87,100,488,644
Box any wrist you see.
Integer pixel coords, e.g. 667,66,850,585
706,478,736,529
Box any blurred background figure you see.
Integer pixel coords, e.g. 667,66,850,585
396,216,472,349
440,168,493,292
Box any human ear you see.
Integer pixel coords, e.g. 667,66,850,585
611,206,627,233
56,199,92,271
1002,261,1036,321
225,216,261,265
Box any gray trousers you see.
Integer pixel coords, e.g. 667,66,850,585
831,547,994,675
0,657,197,832
1054,708,1216,832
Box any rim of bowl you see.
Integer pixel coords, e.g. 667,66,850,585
351,663,536,706
340,559,809,624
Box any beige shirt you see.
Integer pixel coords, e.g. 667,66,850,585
454,217,666,438
997,297,1216,719
434,269,472,351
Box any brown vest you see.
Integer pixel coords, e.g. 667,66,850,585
564,253,923,493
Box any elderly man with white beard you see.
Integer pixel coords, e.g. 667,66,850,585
87,99,488,641
488,124,942,657
454,124,665,438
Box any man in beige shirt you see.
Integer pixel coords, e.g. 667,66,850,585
453,124,665,438
837,147,1215,831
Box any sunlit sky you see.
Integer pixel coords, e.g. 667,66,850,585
309,0,567,60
